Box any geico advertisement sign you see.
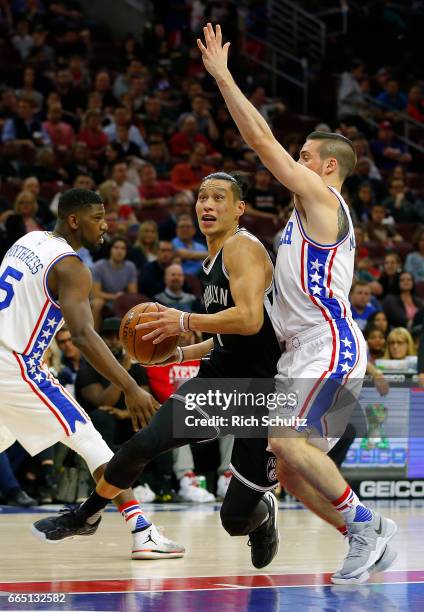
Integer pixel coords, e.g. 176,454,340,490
359,480,424,498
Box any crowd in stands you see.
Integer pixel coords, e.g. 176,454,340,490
0,0,423,505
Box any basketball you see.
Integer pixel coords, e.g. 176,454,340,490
119,302,180,365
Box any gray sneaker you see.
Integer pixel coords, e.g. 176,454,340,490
331,543,397,584
335,511,397,579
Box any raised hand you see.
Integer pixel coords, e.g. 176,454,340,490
197,23,231,80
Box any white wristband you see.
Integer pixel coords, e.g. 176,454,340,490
179,311,188,332
176,346,184,363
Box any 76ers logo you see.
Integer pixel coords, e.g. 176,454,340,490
267,456,277,482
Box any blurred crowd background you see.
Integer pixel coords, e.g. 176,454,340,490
0,0,423,507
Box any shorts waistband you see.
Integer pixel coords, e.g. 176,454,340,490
284,318,353,352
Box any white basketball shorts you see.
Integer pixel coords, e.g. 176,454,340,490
273,318,367,452
0,349,113,472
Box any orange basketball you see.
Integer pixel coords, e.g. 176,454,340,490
119,302,180,365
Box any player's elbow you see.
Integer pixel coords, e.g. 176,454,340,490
240,312,263,335
249,131,273,153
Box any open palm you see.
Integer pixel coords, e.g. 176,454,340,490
197,23,231,79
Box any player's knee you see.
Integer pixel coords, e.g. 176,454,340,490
268,437,304,470
124,427,161,465
276,458,295,485
220,504,249,536
268,436,291,462
105,427,161,489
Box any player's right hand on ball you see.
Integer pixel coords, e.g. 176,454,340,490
124,383,159,431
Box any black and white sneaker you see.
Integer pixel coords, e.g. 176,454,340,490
31,506,101,543
248,491,279,568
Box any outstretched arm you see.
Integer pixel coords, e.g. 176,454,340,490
197,23,326,201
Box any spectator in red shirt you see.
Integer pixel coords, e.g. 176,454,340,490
77,110,108,154
171,143,215,191
145,330,202,403
407,85,424,123
169,114,216,157
138,163,178,208
42,102,75,150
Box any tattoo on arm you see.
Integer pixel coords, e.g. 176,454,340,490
337,205,349,241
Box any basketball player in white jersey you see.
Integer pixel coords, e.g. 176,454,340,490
0,187,184,559
197,24,397,583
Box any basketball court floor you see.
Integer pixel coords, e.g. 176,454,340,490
0,500,423,611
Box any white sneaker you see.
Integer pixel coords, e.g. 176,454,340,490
133,484,156,503
217,471,232,498
179,472,216,503
132,524,185,559
331,543,397,584
335,511,397,580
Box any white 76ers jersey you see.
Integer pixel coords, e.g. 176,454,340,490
0,231,78,356
271,187,355,342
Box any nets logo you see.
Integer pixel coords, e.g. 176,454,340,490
359,480,424,498
267,456,277,482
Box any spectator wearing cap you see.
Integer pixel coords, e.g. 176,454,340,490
370,121,412,170
155,264,202,312
75,317,149,449
91,237,138,330
172,214,208,276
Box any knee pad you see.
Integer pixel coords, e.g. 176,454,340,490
220,503,250,536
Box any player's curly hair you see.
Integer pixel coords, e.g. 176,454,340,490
200,171,250,201
58,188,103,220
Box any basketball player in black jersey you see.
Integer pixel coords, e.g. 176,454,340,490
33,171,282,569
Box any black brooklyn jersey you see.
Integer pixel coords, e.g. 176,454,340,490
201,228,280,377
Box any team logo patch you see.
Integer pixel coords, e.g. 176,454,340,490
267,456,277,482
